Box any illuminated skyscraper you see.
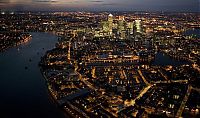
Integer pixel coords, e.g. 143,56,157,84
68,40,71,63
118,16,125,39
108,14,113,35
101,21,109,33
119,16,125,21
127,22,134,34
135,20,142,33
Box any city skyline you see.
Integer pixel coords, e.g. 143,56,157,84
0,8,200,117
0,0,199,12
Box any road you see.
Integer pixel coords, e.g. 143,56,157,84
154,80,188,84
137,69,150,85
120,85,152,112
176,85,192,117
158,69,168,80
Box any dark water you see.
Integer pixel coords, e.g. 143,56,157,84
152,29,199,66
184,28,200,38
152,52,190,66
0,32,65,118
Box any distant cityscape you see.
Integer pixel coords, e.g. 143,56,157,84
0,11,200,117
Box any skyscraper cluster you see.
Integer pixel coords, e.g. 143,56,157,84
95,14,143,39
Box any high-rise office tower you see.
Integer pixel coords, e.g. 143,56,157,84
135,20,142,33
101,21,109,33
108,14,113,35
68,40,71,63
119,16,125,21
127,22,134,34
118,16,125,39
126,22,134,40
118,16,125,32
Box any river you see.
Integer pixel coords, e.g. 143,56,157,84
0,32,65,118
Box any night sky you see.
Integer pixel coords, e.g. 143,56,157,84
0,0,199,12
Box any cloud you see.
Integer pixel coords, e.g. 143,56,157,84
34,0,58,3
0,0,9,3
101,3,121,6
0,0,199,12
90,0,103,3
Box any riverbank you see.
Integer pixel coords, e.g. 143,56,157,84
0,32,32,52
